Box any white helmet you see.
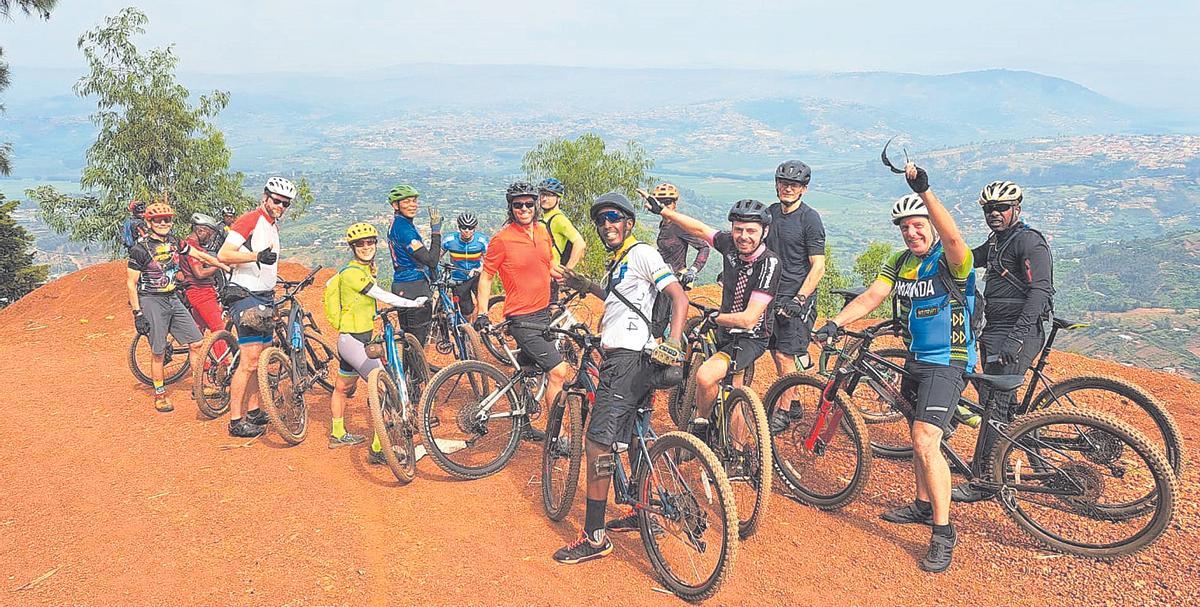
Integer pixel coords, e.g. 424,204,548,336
891,194,928,225
979,180,1023,205
265,176,297,200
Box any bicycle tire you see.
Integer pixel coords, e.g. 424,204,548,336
541,390,583,521
990,407,1176,558
765,372,871,510
129,332,191,386
402,332,431,402
302,329,337,393
368,368,417,484
1029,374,1185,479
420,360,522,479
722,386,772,539
637,431,738,602
458,323,484,362
257,346,309,445
859,348,917,459
482,295,516,366
192,330,239,419
668,350,705,431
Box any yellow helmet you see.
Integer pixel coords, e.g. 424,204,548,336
345,222,379,244
651,182,680,201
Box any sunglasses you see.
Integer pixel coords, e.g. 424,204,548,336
510,201,537,210
594,210,628,225
148,217,174,224
982,203,1014,214
351,238,378,248
267,195,293,208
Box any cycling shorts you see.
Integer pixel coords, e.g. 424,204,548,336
713,334,768,374
142,293,203,355
337,331,382,381
900,358,968,432
506,307,564,372
586,348,655,448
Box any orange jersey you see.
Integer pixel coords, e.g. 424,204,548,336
482,222,554,317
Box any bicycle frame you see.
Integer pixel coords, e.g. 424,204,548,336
431,265,474,359
379,308,413,407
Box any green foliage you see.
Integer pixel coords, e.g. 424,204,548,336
26,7,312,256
852,241,896,318
0,195,49,306
521,133,654,276
0,0,58,175
815,243,852,319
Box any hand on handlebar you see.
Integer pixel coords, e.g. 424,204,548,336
473,315,491,331
812,320,840,346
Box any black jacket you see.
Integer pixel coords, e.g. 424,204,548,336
972,221,1054,341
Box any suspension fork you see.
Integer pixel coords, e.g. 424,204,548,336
805,374,848,452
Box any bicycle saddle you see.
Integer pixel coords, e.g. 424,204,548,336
964,372,1025,392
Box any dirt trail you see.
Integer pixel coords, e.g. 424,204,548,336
0,261,1196,606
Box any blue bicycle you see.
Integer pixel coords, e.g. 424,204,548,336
426,263,483,362
366,306,432,484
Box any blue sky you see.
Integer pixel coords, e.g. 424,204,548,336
1,0,1196,109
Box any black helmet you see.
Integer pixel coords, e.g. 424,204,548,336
727,199,772,226
457,212,478,230
589,192,637,224
650,365,685,389
505,181,538,203
775,160,811,185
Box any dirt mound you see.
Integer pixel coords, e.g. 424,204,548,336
1,265,1196,606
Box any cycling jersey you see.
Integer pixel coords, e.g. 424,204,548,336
225,207,280,293
481,221,554,318
128,234,192,294
877,241,977,367
600,237,677,351
972,221,1054,341
707,229,781,339
540,207,582,266
388,214,430,283
178,234,218,288
443,232,489,281
333,260,379,335
656,218,711,274
765,202,825,298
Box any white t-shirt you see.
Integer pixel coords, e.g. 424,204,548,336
600,242,678,351
225,207,281,292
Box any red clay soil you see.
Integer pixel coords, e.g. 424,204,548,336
1,261,1196,606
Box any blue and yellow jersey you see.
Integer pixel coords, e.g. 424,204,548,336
877,241,977,367
443,232,489,281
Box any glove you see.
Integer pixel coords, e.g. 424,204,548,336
650,338,686,366
562,269,600,295
637,188,665,215
680,268,697,287
428,207,443,232
996,336,1024,366
906,164,930,194
472,315,491,331
133,310,151,335
778,294,808,319
812,320,839,344
256,248,278,265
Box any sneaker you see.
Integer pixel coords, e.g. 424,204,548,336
367,449,387,466
919,528,958,573
768,405,804,434
229,418,265,438
329,432,367,449
245,408,270,426
552,531,613,565
520,423,546,443
951,483,995,503
605,508,665,536
880,502,934,526
154,395,173,413
687,418,711,444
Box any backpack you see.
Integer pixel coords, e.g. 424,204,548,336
984,224,1054,316
894,249,984,338
541,212,574,266
323,264,370,332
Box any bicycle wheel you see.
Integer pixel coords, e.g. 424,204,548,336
990,408,1176,558
302,329,337,393
129,332,191,386
720,387,772,539
421,360,522,479
1029,375,1185,479
765,372,871,510
368,368,417,484
193,330,239,419
402,332,431,402
667,349,704,431
257,347,309,445
541,390,583,521
637,431,738,602
854,348,916,459
482,295,516,366
457,323,484,361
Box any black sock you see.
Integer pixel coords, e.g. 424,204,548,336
584,498,607,539
915,499,932,513
933,523,955,538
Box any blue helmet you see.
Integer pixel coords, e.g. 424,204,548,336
537,178,566,197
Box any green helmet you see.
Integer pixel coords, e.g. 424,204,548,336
388,184,420,203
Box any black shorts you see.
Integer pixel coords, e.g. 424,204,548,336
714,334,769,374
900,358,968,432
770,298,817,356
506,307,564,372
586,349,655,448
229,291,275,345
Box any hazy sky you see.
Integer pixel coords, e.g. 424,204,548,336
2,0,1196,109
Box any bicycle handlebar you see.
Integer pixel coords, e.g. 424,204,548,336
277,265,324,297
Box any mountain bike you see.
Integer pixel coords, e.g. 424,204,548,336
129,290,218,386
820,324,1177,557
366,306,432,484
426,263,484,362
668,303,772,539
255,266,338,445
666,301,756,431
481,286,587,368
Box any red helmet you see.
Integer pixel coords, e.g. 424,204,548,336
128,199,146,215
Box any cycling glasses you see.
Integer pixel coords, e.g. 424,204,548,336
594,210,629,225
147,217,174,225
982,203,1014,214
351,238,378,248
510,201,537,210
267,194,293,208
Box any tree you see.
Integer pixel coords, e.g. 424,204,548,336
27,7,313,256
814,243,852,320
522,134,654,275
853,241,896,318
0,193,49,306
0,0,58,175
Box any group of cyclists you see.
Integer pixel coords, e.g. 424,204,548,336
122,156,1056,576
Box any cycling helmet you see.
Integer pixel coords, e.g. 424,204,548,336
727,199,771,226
143,202,175,219
775,160,812,185
505,181,539,203
537,178,566,197
457,212,478,230
128,199,145,215
589,192,637,223
345,222,379,244
191,212,221,231
219,204,237,217
388,184,420,203
264,176,297,200
650,183,680,201
979,180,1023,205
891,194,928,225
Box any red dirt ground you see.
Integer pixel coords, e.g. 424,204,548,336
1,261,1196,606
